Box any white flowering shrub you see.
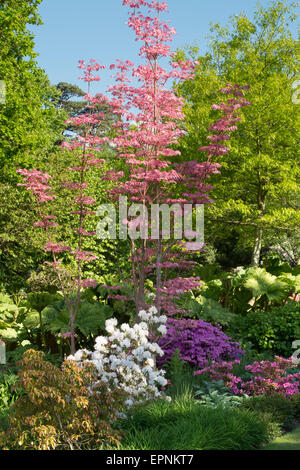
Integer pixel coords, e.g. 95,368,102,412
68,306,171,408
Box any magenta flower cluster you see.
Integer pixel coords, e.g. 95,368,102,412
157,318,245,368
194,356,300,397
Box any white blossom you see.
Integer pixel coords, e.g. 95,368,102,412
68,307,171,408
157,325,167,335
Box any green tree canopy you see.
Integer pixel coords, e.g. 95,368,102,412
175,0,300,266
0,0,66,291
0,0,66,181
55,81,118,140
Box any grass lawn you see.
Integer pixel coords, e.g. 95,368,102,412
263,426,300,450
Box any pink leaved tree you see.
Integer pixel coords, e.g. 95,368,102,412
98,0,251,320
17,0,251,353
17,60,110,355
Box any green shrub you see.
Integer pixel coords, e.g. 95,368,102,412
0,292,28,345
5,345,62,367
186,295,237,328
0,369,21,431
0,349,126,450
288,393,300,420
228,302,300,356
0,370,20,409
240,394,298,432
111,397,271,450
250,411,283,442
196,267,298,314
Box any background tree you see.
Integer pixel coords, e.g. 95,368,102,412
55,81,118,139
0,0,66,291
175,1,300,267
0,0,66,179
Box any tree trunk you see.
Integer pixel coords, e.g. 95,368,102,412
251,162,267,267
251,225,263,266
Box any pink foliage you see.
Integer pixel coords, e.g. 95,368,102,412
16,58,109,354
97,0,251,316
16,0,252,341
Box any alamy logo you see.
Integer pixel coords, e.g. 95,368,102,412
96,196,204,251
292,340,300,365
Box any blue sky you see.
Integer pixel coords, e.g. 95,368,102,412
29,0,299,94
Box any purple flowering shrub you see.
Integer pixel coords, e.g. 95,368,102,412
157,318,245,369
194,356,300,397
